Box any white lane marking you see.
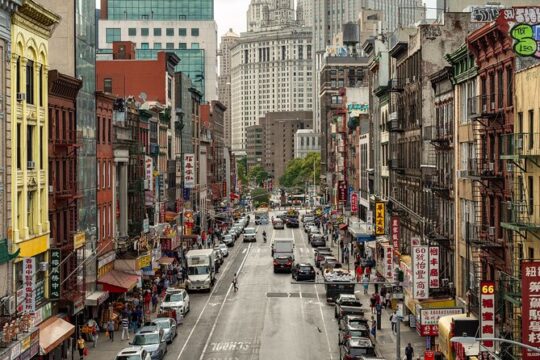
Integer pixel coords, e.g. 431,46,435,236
176,243,246,360
314,278,334,360
198,243,253,360
242,248,247,254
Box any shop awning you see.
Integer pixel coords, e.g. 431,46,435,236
39,316,75,355
98,270,139,293
85,290,109,306
158,256,175,265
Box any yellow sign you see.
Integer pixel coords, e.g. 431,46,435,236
73,232,86,249
98,262,114,279
17,234,48,258
375,202,385,236
136,254,152,270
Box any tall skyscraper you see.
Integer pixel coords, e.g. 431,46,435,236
231,0,312,153
98,0,218,101
218,29,239,148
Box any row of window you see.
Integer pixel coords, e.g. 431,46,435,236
137,42,199,50
106,27,199,43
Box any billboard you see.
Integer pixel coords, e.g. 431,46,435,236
391,216,400,253
417,308,464,336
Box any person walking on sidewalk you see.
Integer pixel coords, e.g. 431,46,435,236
90,320,99,348
390,311,398,334
405,343,414,360
121,315,130,340
370,316,377,339
232,273,238,292
362,275,369,295
107,319,115,342
355,265,363,283
151,293,159,313
77,335,86,360
370,294,376,314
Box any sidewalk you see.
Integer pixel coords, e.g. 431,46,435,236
326,232,427,360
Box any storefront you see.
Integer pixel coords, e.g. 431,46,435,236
0,328,39,360
38,316,75,360
97,270,140,293
438,314,479,360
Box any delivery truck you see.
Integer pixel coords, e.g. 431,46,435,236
186,249,215,291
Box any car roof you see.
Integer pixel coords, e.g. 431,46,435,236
137,326,160,334
324,256,338,260
349,337,373,347
244,227,256,231
348,323,369,331
298,263,313,267
117,347,145,355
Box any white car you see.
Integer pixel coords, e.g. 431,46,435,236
160,288,190,316
222,234,234,247
217,243,229,257
115,347,152,360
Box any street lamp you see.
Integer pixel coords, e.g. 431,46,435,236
450,337,540,354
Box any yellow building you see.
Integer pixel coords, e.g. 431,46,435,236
10,0,59,308
500,62,540,344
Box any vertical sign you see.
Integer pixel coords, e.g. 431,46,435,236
145,156,153,191
50,249,61,301
23,257,35,312
429,246,440,288
480,281,495,353
184,153,195,189
351,192,358,213
412,246,429,299
338,181,347,202
522,261,540,360
375,202,385,235
391,216,400,253
384,245,393,280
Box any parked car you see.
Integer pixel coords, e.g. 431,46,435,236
314,249,334,268
310,233,326,247
273,254,293,273
308,228,322,242
222,234,234,247
243,227,257,242
339,338,376,359
216,243,229,257
302,215,315,224
291,263,316,281
273,219,285,230
335,294,364,319
339,322,370,345
143,318,177,344
338,315,369,332
320,255,341,269
285,217,299,228
303,222,315,232
307,225,319,236
115,347,152,360
160,288,190,316
130,326,167,360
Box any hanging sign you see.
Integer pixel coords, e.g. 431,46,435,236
23,257,35,313
412,246,429,299
50,249,61,300
480,281,496,353
522,261,540,360
184,153,195,189
375,202,385,235
429,246,440,288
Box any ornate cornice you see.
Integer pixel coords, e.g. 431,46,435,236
13,0,60,38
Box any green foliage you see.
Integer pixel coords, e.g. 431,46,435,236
247,165,269,187
251,188,270,208
236,157,248,187
279,152,321,189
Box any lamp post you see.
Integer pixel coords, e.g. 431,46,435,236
450,337,540,354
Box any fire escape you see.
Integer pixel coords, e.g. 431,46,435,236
127,101,145,238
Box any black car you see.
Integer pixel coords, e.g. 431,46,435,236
291,263,316,281
339,338,376,360
310,233,326,247
273,255,293,273
285,217,299,228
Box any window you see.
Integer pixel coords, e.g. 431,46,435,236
27,125,33,162
141,42,149,49
507,67,513,106
104,78,112,93
529,176,534,215
166,28,174,36
39,65,43,106
179,42,187,49
298,45,303,60
26,60,34,105
128,28,136,36
16,57,20,93
166,42,174,49
191,43,200,49
39,127,43,168
191,28,199,36
154,43,162,49
16,123,21,169
141,28,149,36
179,28,187,36
153,28,161,36
105,28,121,43
529,110,534,149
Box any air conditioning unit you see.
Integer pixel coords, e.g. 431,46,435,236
49,185,53,192
488,162,494,171
16,93,26,102
516,136,523,149
38,262,49,272
506,163,513,173
458,170,468,178
27,160,35,169
488,226,495,236
1,296,16,315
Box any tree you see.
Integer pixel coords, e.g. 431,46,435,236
247,165,269,187
236,157,248,187
251,188,270,208
279,152,321,189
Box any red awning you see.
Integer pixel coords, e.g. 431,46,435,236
98,270,139,293
339,223,348,230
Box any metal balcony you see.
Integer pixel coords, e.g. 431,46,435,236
463,159,503,179
501,133,540,159
501,202,540,231
467,223,504,249
388,158,404,172
467,93,504,120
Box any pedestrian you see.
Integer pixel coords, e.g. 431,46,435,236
121,315,130,340
374,291,381,306
144,291,151,313
107,319,115,342
405,343,414,360
371,316,377,339
385,291,392,309
355,265,363,283
76,335,86,359
362,275,369,295
370,294,376,314
152,293,159,313
390,311,398,334
90,320,99,348
232,273,238,292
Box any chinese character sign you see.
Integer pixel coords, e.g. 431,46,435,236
145,156,153,192
184,153,195,189
412,246,429,299
418,308,464,336
338,181,347,202
375,202,385,236
522,261,540,360
480,281,496,352
23,257,35,313
384,245,393,280
50,249,61,301
351,192,358,213
429,246,440,289
391,216,400,253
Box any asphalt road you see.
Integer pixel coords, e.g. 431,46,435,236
167,211,340,360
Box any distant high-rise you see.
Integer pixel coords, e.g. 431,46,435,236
98,0,217,101
296,0,313,27
218,29,240,148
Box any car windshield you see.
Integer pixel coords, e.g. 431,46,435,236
224,235,232,240
164,293,183,302
151,320,171,329
132,334,159,345
300,266,312,271
188,266,210,275
350,330,368,337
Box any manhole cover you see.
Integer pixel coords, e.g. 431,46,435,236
266,292,288,297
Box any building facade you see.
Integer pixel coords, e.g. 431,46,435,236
246,124,264,168
98,0,217,101
218,29,239,148
294,129,320,159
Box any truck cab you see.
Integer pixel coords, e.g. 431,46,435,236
185,249,215,291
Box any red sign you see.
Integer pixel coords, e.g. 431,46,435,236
522,261,540,360
351,192,358,213
391,216,399,253
424,350,435,360
338,181,347,202
480,281,496,352
417,308,464,336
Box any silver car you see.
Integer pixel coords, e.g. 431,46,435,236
130,326,167,360
143,318,177,344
